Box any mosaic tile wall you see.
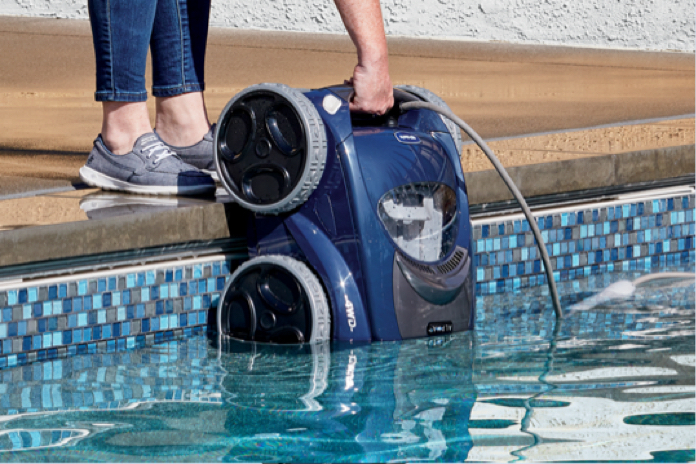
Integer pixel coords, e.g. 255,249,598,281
0,192,694,369
472,193,695,295
0,259,238,370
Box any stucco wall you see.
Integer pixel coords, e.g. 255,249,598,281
1,0,693,52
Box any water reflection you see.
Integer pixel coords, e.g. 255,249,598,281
0,270,692,462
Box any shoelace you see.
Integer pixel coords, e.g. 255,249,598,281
141,139,175,164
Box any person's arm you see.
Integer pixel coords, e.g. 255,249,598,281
333,0,394,114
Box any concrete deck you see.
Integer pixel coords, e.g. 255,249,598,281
0,16,693,270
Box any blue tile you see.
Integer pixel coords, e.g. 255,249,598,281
48,318,57,331
38,318,46,333
156,301,164,315
151,285,159,300
165,300,173,314
8,322,17,337
482,225,489,237
103,292,112,307
142,318,150,332
2,307,11,322
175,269,183,281
146,271,155,285
577,211,584,224
180,283,187,296
72,297,82,312
112,323,120,338
136,304,145,318
62,330,72,345
18,289,27,304
93,326,101,340
668,198,674,211
108,277,117,290
137,273,145,287
58,284,67,298
166,270,174,282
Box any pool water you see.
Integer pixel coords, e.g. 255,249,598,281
0,263,693,462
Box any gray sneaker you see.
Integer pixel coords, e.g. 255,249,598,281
157,124,218,181
79,133,216,195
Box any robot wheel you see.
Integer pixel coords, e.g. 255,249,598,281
214,83,327,214
217,255,331,344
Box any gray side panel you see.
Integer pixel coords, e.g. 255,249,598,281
393,256,474,339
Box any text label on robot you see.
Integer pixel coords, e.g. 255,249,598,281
394,132,421,144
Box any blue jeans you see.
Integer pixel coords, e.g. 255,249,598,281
88,0,211,102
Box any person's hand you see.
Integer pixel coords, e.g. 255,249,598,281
346,59,394,115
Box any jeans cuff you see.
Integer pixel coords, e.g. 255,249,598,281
94,91,148,103
151,83,205,98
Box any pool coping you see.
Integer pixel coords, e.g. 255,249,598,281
0,144,693,272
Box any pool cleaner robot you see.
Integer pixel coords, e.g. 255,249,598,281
215,84,476,343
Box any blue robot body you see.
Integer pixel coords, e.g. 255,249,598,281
217,85,475,343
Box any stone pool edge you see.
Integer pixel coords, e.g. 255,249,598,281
1,144,693,270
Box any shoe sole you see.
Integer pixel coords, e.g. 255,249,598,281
79,166,215,196
201,169,219,182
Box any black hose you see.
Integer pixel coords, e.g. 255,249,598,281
400,101,563,320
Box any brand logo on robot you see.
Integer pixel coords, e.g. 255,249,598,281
394,132,421,144
345,294,356,332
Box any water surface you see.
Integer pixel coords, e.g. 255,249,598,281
0,267,693,462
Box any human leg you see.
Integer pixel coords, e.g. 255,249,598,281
151,0,212,147
83,0,214,194
88,0,156,153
